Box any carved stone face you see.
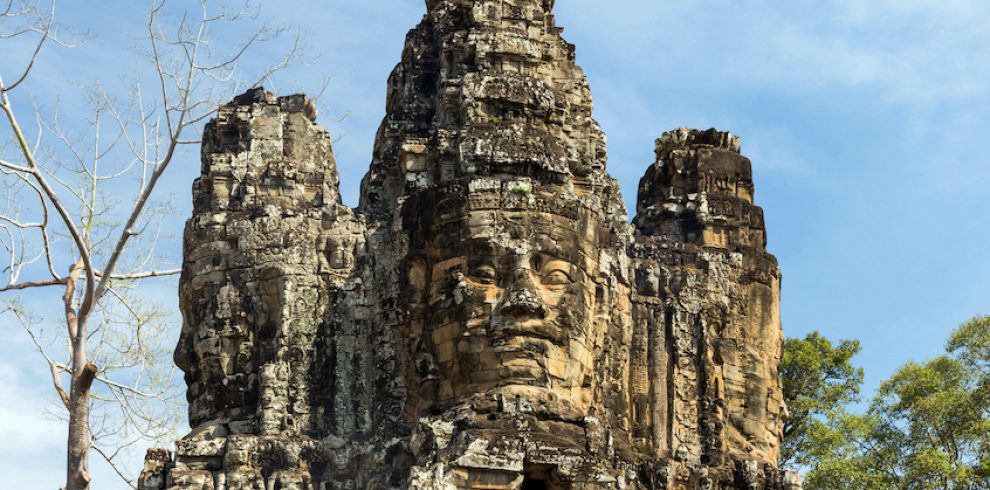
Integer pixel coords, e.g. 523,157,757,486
174,271,271,426
407,194,610,413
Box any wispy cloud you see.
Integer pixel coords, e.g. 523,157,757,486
2,4,988,486
560,0,990,107
0,362,66,488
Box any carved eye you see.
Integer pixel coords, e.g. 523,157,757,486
542,270,572,286
469,265,497,285
540,261,573,286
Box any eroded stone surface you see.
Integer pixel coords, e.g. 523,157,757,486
140,1,799,489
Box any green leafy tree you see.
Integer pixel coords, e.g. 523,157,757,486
786,317,990,490
780,331,864,467
800,410,899,490
863,316,990,489
947,316,990,374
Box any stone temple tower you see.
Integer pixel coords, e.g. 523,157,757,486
139,1,801,489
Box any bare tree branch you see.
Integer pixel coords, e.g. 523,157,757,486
0,214,43,228
2,0,55,93
50,358,70,407
97,373,169,400
1,75,98,315
8,305,70,407
2,1,308,487
101,269,181,280
91,444,136,490
0,157,33,173
0,277,63,291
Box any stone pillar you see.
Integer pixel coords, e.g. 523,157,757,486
631,128,789,486
141,88,364,489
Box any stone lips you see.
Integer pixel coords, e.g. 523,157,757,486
399,179,630,418
175,88,340,432
140,1,800,489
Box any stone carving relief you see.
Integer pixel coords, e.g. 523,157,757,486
402,183,623,417
140,1,799,489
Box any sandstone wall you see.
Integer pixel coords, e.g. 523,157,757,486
629,129,788,488
140,1,799,489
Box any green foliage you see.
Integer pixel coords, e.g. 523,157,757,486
780,331,864,466
801,411,898,490
866,346,990,489
786,317,990,490
947,316,990,371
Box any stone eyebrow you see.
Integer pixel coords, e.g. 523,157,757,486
531,236,566,256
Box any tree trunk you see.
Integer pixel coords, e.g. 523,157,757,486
66,359,96,490
64,262,96,490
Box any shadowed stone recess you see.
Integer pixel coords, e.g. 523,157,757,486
139,1,800,489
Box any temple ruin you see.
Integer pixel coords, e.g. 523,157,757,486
139,1,801,488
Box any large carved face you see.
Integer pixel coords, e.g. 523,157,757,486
406,186,613,414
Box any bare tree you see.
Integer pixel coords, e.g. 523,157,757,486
0,1,306,488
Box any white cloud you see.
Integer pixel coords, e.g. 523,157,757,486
0,365,63,450
0,308,157,489
0,362,67,489
559,0,990,108
0,360,151,489
2,2,988,487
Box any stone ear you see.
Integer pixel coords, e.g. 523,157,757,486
405,255,430,305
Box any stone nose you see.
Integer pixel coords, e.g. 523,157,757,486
498,269,547,319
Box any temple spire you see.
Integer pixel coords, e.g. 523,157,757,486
360,0,613,219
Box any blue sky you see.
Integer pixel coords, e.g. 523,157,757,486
2,1,989,488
